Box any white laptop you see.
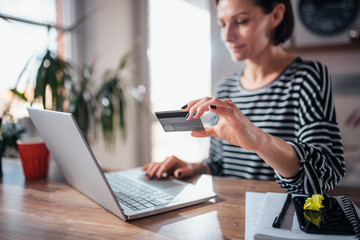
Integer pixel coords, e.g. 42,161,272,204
27,107,216,221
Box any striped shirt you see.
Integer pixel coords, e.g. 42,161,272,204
203,57,345,194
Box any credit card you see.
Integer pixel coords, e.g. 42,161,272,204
155,110,205,132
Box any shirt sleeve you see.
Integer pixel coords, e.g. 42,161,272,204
275,62,346,194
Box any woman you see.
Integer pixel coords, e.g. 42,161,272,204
144,0,345,194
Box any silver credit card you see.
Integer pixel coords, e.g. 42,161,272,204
155,110,205,132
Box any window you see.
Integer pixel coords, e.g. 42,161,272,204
148,0,211,163
0,0,57,117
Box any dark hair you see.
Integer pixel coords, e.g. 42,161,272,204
215,0,294,45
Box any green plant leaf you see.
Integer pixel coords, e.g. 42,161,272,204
10,88,28,102
46,55,58,109
101,94,115,144
118,87,126,139
72,93,90,141
34,52,47,99
33,50,73,110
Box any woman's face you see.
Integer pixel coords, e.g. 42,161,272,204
217,0,274,61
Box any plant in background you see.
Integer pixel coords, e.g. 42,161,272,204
96,50,147,144
69,64,97,142
34,50,72,111
9,50,98,143
8,48,147,146
66,49,147,145
0,5,148,151
0,114,26,157
10,49,72,111
2,50,72,155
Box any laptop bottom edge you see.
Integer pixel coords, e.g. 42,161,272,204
126,195,215,220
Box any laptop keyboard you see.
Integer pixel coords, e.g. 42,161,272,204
106,174,174,211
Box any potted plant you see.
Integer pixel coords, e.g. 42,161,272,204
2,9,147,148
8,48,146,146
68,64,97,142
95,50,147,143
11,49,72,111
70,50,147,144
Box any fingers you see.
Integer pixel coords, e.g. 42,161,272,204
142,164,148,171
188,97,213,120
208,98,239,121
154,156,178,180
143,156,195,180
174,165,194,179
182,97,213,120
191,127,215,138
143,155,187,180
185,98,238,121
143,162,162,179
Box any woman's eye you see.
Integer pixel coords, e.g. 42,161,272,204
235,19,249,25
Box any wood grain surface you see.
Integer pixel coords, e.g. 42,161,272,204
1,158,359,240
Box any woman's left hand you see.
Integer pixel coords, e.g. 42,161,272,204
183,97,266,151
183,97,300,178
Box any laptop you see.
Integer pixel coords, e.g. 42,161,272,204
27,107,216,221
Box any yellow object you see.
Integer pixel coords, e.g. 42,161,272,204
304,211,323,227
303,194,324,211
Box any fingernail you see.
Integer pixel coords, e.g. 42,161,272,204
185,113,189,118
210,105,217,109
181,104,188,109
192,111,197,117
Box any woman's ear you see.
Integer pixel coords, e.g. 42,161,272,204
270,3,286,29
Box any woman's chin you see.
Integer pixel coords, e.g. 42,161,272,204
231,54,246,62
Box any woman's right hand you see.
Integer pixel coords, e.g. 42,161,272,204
142,155,200,180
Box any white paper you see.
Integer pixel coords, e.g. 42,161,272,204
245,192,267,240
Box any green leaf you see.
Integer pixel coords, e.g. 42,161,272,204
46,55,58,109
34,52,47,99
10,88,28,102
101,95,115,144
118,87,126,139
72,94,91,141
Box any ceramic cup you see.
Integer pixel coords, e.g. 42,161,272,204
17,137,50,179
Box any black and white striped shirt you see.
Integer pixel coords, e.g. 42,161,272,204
204,57,345,194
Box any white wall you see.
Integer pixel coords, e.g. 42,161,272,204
70,0,150,170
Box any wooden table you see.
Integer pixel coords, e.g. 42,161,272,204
1,157,359,240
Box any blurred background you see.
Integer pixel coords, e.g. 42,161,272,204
0,0,359,186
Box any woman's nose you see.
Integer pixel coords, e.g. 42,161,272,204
222,24,237,43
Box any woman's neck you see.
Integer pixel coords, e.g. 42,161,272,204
241,46,294,90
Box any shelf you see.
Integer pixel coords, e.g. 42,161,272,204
285,42,360,53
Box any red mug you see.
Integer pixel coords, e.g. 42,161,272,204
17,138,50,179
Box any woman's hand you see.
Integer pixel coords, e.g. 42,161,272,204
142,155,202,180
183,97,266,151
183,97,300,178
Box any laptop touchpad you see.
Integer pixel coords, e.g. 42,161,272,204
137,176,185,190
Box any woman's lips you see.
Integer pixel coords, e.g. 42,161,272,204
229,44,245,52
